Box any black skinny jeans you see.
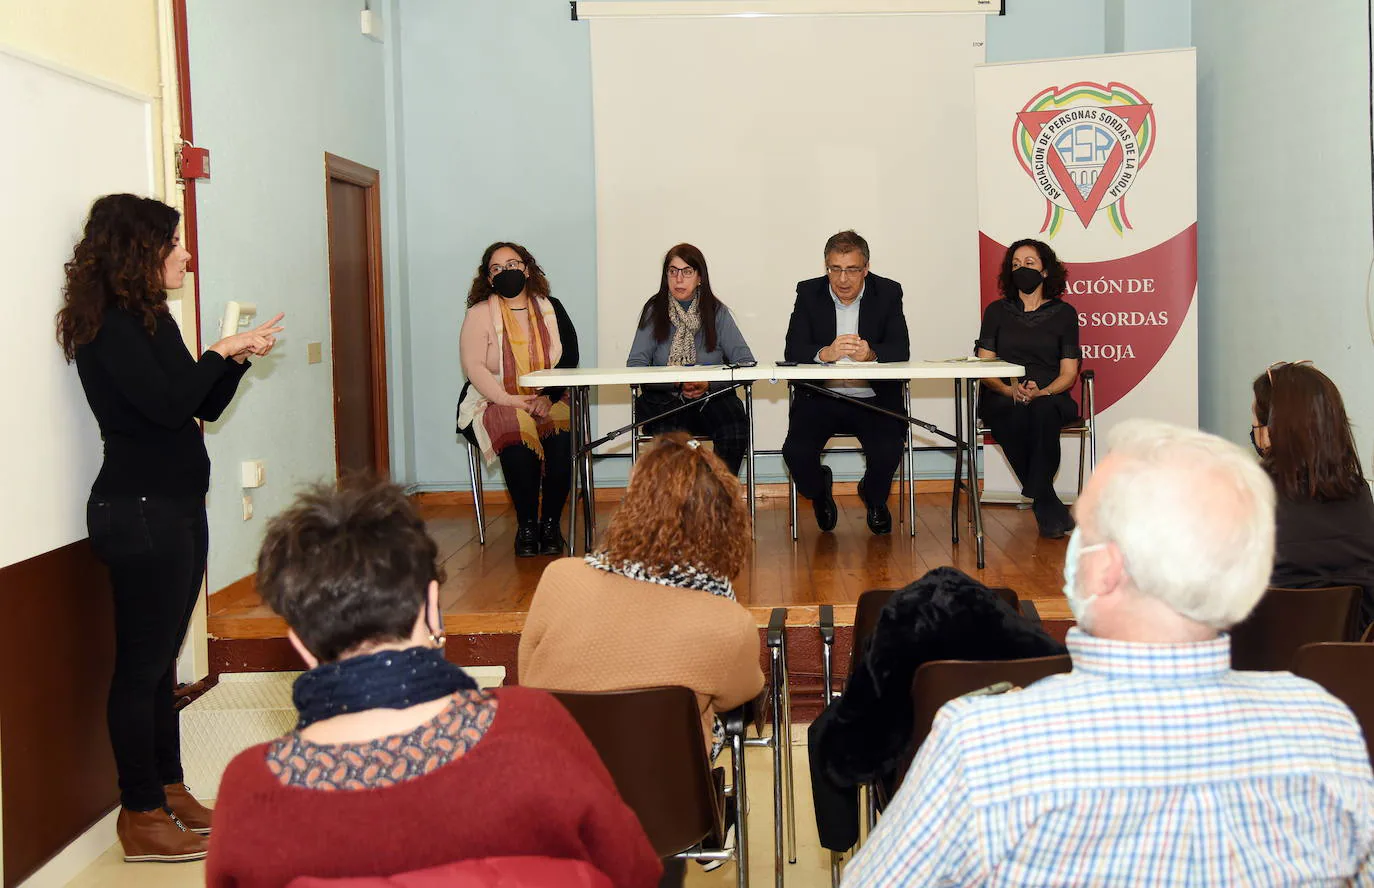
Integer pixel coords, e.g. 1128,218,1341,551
87,494,207,812
497,431,572,524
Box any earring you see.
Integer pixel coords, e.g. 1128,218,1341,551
694,284,701,298
429,626,447,649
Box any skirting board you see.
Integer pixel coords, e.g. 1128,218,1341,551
15,807,118,888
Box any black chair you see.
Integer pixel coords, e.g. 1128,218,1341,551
956,366,1097,520
785,382,915,540
552,686,746,884
551,605,795,888
630,383,757,536
1291,641,1374,767
816,589,1045,885
1230,585,1362,671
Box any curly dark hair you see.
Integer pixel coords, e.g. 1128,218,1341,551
257,479,445,663
465,241,552,307
595,432,750,580
638,243,725,353
998,238,1069,302
56,194,180,362
1253,363,1365,502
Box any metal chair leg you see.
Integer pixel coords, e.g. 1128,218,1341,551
781,629,796,864
732,724,750,888
467,441,486,546
819,606,842,887
787,384,798,541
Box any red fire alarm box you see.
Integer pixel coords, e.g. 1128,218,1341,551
179,144,211,180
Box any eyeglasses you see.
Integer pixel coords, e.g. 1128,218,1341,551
488,259,526,276
1266,359,1313,384
667,266,698,280
826,265,867,278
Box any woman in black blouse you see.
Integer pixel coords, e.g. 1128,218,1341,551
976,239,1081,538
56,194,282,863
1253,361,1374,633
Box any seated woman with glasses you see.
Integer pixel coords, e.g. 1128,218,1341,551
626,244,755,476
458,242,579,557
207,481,661,888
1252,361,1374,632
519,433,764,758
976,238,1082,539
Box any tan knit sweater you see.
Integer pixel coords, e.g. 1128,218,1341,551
518,559,765,744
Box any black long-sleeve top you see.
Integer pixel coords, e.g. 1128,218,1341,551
76,307,251,498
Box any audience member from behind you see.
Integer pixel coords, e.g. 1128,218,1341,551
207,481,660,888
520,432,765,756
844,420,1374,886
1253,360,1374,632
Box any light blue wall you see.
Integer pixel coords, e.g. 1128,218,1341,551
400,0,598,491
1194,0,1374,457
189,0,400,589
399,0,1160,492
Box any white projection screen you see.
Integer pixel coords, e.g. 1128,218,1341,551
590,13,986,464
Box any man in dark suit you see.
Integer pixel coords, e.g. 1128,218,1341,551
782,230,909,534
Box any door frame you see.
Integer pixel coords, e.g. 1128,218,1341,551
324,152,390,478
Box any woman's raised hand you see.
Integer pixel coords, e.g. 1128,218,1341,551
211,312,285,361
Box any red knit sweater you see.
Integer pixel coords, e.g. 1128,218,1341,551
206,687,661,888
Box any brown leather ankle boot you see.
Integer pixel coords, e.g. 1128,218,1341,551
116,806,208,863
163,783,213,834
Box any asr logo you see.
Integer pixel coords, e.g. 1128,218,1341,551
1013,82,1156,236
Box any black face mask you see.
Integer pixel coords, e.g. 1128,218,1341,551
492,269,526,299
1012,266,1044,295
1249,427,1268,458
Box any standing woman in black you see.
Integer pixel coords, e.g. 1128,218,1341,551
56,194,283,863
976,238,1081,539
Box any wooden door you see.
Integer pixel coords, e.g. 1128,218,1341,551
325,154,389,479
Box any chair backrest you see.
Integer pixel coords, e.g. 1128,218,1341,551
1364,621,1374,644
1291,642,1374,767
900,654,1073,782
549,686,721,857
1230,586,1362,671
850,588,897,674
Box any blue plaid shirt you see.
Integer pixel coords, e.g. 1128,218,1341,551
843,628,1374,887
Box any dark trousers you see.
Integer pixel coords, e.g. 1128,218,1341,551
87,495,207,812
497,431,572,524
782,389,906,504
636,390,749,476
979,391,1077,502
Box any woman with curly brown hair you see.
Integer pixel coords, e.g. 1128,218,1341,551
976,238,1082,539
57,193,281,863
519,432,764,754
1252,361,1374,632
457,241,579,557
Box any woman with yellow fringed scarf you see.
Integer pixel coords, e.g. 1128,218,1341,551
458,242,579,557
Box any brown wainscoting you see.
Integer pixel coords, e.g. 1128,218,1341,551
0,539,117,887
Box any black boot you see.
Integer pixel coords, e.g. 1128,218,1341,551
538,517,565,556
514,520,540,557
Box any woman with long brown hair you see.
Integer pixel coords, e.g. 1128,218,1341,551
57,193,282,863
1252,361,1374,631
626,244,755,475
457,242,579,557
519,432,763,750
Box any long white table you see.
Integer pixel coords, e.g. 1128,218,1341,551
519,360,1024,568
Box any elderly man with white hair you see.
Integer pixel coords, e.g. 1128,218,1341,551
843,419,1374,887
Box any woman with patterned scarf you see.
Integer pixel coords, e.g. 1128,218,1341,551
626,244,756,475
458,242,579,557
519,431,764,760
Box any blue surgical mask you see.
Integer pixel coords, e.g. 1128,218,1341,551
1062,528,1108,623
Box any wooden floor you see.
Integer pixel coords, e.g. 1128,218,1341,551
208,492,1071,640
